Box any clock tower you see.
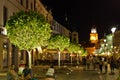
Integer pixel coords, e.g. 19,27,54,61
90,26,98,44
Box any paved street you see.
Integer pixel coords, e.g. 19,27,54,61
55,68,119,80
32,65,119,80
0,65,119,80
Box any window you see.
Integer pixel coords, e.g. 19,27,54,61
3,6,8,27
20,0,23,5
73,34,76,37
3,42,7,49
0,28,4,34
34,0,36,11
26,0,28,9
31,3,33,10
3,42,8,67
73,38,76,42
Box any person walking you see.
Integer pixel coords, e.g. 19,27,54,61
109,56,116,74
86,56,91,70
98,57,103,74
92,56,98,70
104,57,108,73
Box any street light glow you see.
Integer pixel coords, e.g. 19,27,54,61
111,27,116,33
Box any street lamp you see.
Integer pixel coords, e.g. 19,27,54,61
111,27,116,34
111,27,116,44
111,27,116,55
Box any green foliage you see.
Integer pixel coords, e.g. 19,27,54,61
67,42,80,53
67,42,88,56
6,10,52,50
48,34,70,51
81,49,88,56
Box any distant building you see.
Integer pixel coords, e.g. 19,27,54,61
114,30,120,47
113,30,120,56
85,25,99,55
71,31,79,44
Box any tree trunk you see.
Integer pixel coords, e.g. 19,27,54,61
27,50,32,69
58,51,61,68
77,53,79,65
70,53,73,65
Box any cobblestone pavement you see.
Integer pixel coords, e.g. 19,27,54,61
0,65,119,80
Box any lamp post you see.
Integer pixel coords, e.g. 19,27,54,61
111,27,116,34
111,27,116,55
104,39,107,55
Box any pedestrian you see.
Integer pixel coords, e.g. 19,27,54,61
22,64,33,80
82,56,86,65
98,57,103,74
86,56,91,70
104,57,108,73
109,56,116,74
45,64,55,80
92,56,97,70
7,65,19,80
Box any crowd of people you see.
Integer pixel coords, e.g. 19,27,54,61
82,55,120,74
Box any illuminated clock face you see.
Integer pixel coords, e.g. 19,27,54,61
90,36,96,40
90,34,98,41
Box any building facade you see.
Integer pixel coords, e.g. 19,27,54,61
113,30,120,58
114,30,120,47
0,0,30,70
51,19,71,37
0,0,73,70
0,0,53,70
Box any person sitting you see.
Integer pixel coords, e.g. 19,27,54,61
7,65,19,80
45,64,55,80
23,64,32,80
18,61,25,76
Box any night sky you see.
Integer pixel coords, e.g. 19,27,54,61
41,0,120,43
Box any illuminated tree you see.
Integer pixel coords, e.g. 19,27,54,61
67,42,81,65
48,34,70,67
6,10,52,68
80,48,88,56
